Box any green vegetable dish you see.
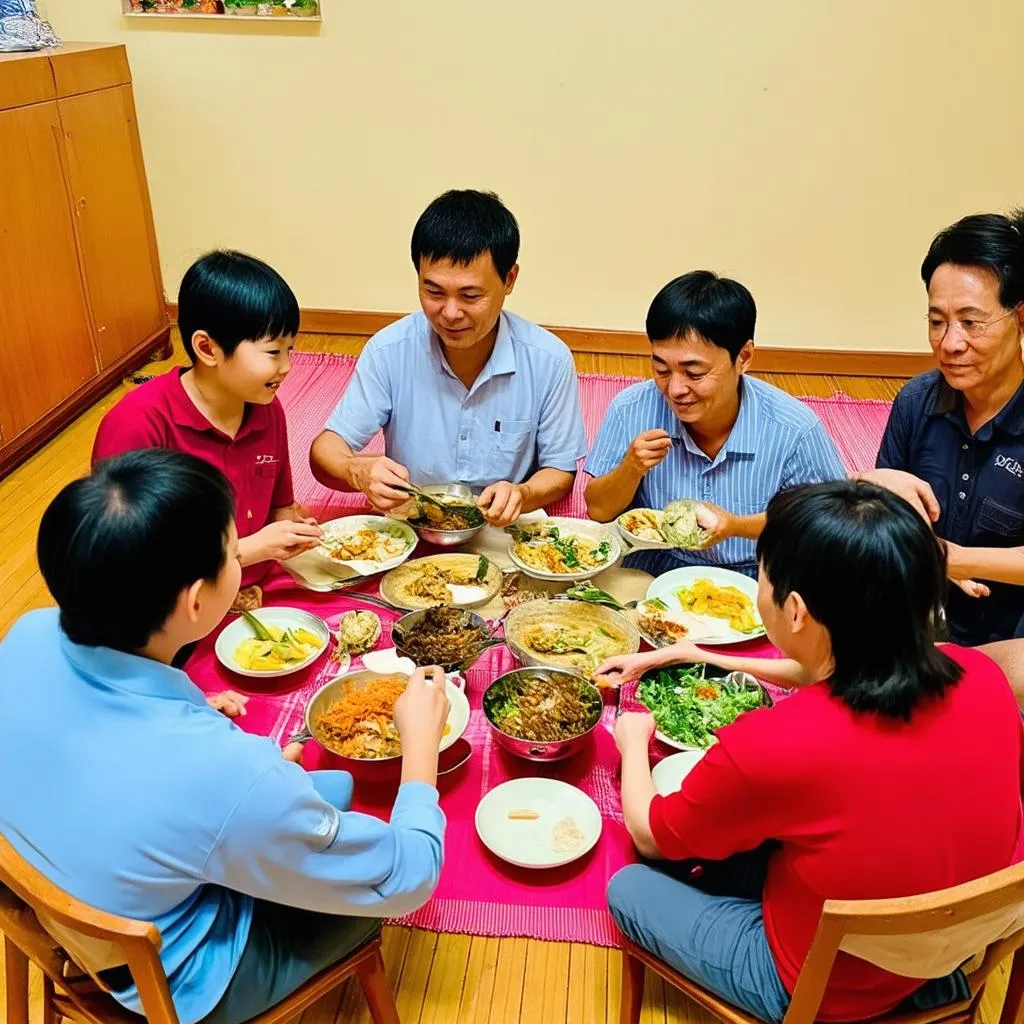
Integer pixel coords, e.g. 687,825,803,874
637,665,767,748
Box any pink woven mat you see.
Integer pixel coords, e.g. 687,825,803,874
183,352,889,944
185,567,782,945
276,352,892,520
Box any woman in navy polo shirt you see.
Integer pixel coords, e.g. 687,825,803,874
877,210,1024,698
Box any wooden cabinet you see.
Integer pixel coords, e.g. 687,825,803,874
0,44,169,474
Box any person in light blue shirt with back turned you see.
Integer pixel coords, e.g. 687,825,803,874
311,189,587,527
584,271,846,577
0,449,449,1024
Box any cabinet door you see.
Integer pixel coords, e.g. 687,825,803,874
0,102,97,442
58,85,166,369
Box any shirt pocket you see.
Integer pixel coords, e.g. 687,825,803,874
975,497,1024,542
493,418,534,454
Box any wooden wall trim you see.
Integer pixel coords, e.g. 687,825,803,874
166,302,932,378
0,325,171,479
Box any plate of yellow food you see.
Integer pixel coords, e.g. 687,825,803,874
644,566,765,645
505,517,621,582
316,516,417,577
216,608,331,678
380,553,502,611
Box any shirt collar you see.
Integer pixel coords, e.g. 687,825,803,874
60,630,209,706
930,377,1024,438
427,313,517,390
168,370,266,440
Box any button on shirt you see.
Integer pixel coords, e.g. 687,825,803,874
324,311,587,488
584,377,846,576
0,610,445,1024
91,370,294,588
877,370,1024,645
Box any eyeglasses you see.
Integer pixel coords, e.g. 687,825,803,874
926,308,1019,343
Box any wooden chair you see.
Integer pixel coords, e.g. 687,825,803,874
0,834,400,1024
619,860,1024,1024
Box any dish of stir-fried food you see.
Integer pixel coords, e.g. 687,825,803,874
311,676,453,759
394,606,491,665
509,523,612,574
677,578,760,633
233,612,323,671
406,558,489,605
409,501,484,531
319,525,409,564
619,509,666,543
518,623,627,674
484,672,602,743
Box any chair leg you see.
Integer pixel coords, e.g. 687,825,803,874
356,948,399,1024
999,948,1024,1024
4,935,30,1024
619,949,645,1024
42,974,59,1024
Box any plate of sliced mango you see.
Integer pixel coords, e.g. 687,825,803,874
215,608,331,679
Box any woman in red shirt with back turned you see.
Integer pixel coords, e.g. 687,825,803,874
597,480,1024,1022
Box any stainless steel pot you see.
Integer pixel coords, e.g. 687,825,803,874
482,666,603,762
391,608,503,673
405,483,486,548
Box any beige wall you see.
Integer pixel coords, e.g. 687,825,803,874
39,0,1024,352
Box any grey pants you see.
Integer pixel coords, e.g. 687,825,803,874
607,844,970,1023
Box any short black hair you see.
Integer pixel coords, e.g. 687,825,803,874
645,271,756,360
921,210,1024,309
38,449,235,653
410,190,520,281
178,250,300,362
757,480,962,720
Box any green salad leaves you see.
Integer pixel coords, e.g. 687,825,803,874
637,665,765,748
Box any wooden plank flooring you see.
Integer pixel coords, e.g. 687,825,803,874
2,334,1008,1023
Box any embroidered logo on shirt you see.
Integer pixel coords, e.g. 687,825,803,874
995,455,1024,479
255,454,279,466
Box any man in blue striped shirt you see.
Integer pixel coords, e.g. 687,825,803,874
584,271,846,577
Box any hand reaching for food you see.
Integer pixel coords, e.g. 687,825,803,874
394,666,451,750
477,481,524,527
206,690,249,718
246,519,323,563
592,652,658,687
353,456,412,511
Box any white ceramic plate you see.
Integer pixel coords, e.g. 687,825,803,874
651,750,707,795
645,565,766,645
506,517,621,583
316,516,417,577
475,778,603,869
216,607,331,679
615,509,672,551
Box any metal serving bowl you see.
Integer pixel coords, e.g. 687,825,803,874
302,669,470,781
391,608,503,673
482,666,604,763
405,483,486,548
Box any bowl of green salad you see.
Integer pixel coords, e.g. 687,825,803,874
636,663,771,750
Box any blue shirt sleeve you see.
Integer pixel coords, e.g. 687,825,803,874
876,390,912,471
203,763,445,919
780,421,847,489
324,344,392,451
583,399,630,478
534,354,588,471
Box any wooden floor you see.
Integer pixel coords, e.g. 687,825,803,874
3,334,1008,1023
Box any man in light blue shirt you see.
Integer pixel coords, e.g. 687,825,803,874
584,271,846,577
311,190,587,527
0,449,450,1024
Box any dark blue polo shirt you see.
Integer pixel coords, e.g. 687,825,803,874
877,370,1024,646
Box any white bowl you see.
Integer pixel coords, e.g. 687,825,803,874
215,607,331,679
506,517,621,583
615,509,672,551
475,778,603,869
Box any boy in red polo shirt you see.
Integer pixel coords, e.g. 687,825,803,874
93,250,321,610
598,481,1024,1023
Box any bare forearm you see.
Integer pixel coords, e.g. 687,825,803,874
726,513,766,541
620,744,661,858
309,432,361,493
584,463,645,522
518,467,575,514
947,544,1024,586
237,534,264,567
646,643,811,688
400,742,439,789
